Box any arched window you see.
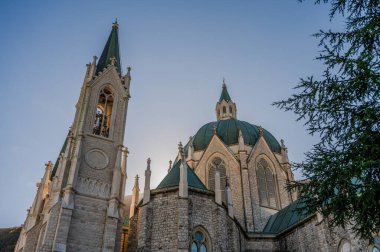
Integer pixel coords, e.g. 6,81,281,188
208,157,227,203
190,227,211,252
338,239,351,252
229,106,233,113
223,106,226,114
257,159,278,208
93,87,114,138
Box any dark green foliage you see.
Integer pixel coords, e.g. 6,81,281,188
0,227,21,252
274,0,380,240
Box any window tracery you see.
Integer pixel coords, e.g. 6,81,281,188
190,227,210,252
257,158,278,208
93,87,114,138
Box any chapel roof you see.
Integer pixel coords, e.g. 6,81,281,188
263,200,314,234
156,160,207,190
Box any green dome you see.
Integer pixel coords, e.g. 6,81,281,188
192,118,281,153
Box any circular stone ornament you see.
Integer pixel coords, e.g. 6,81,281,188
85,149,109,170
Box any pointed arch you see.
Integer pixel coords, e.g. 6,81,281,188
92,86,114,138
256,156,278,209
207,154,227,203
190,226,212,252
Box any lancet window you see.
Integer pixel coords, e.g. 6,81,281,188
93,87,114,138
257,158,278,208
208,157,227,203
190,227,211,252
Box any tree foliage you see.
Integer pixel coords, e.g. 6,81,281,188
274,0,380,240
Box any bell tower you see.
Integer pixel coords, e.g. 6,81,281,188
15,22,131,252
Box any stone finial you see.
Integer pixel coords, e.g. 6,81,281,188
169,160,172,171
258,126,264,137
143,159,152,205
112,20,119,29
281,139,286,148
178,141,184,160
130,175,140,217
238,128,245,150
147,158,151,171
110,56,117,66
213,125,217,135
133,175,139,186
127,66,131,76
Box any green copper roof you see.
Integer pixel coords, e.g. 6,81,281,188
51,136,69,178
219,84,232,102
192,118,281,153
263,200,311,234
95,22,121,75
156,160,207,190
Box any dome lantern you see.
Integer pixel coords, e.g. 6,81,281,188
216,79,237,121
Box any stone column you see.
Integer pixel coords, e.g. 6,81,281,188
179,161,188,198
143,158,151,204
120,147,128,200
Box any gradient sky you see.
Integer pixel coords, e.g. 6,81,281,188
0,1,342,227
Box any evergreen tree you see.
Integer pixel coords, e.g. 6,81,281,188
274,0,380,240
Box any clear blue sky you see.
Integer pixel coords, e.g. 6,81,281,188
0,1,340,227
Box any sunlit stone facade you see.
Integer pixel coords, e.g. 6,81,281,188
15,23,374,252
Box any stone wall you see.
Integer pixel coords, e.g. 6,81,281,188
66,195,108,251
127,188,243,252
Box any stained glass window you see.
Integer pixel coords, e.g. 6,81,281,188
190,227,210,252
257,158,278,208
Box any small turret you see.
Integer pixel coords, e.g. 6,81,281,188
143,158,151,204
216,79,237,120
178,143,188,198
130,175,140,217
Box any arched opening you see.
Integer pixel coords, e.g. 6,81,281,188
222,106,226,114
338,239,351,252
257,158,278,208
93,87,114,138
190,226,211,252
229,105,233,113
208,157,227,203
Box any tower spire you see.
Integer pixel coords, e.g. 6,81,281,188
95,22,121,75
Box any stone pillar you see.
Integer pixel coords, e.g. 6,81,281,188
120,147,128,200
130,175,140,217
143,158,151,204
239,144,255,232
226,177,234,218
62,135,83,209
215,170,222,205
179,161,188,198
186,136,194,168
107,145,123,218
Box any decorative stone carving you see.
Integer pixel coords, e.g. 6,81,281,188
85,149,109,170
76,177,111,198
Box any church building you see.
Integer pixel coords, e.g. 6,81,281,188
15,23,377,252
